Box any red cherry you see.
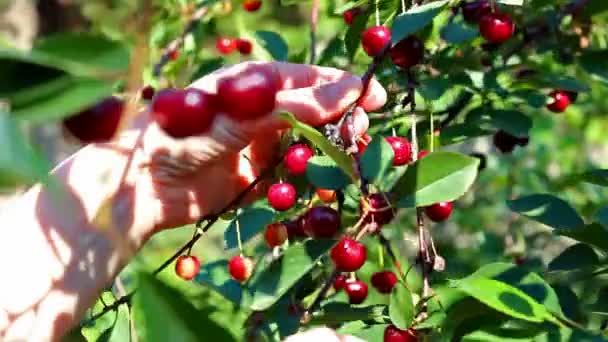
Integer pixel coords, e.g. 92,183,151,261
479,12,515,43
237,38,253,55
316,188,337,203
267,183,297,211
175,255,201,280
371,271,398,294
216,37,237,55
362,193,394,226
461,0,491,23
389,36,424,69
141,85,155,100
331,238,367,272
361,26,392,57
265,223,288,247
358,133,372,155
345,280,368,305
417,150,430,159
243,0,262,12
334,274,348,291
286,216,308,240
302,206,341,238
228,255,254,282
384,325,417,342
425,201,453,222
547,90,571,113
343,7,363,25
285,143,314,175
217,65,278,121
385,136,412,166
151,88,217,138
64,97,124,143
168,49,180,61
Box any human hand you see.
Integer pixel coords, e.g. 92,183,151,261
284,328,364,342
136,61,386,232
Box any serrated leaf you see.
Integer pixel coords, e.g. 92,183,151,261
254,31,289,61
280,112,355,179
361,136,395,184
507,194,584,230
391,0,450,44
224,204,276,249
306,155,352,190
195,260,247,306
392,152,479,208
389,283,414,330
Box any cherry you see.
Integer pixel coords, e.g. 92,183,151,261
302,206,341,238
228,255,254,283
547,90,571,113
285,143,314,175
141,85,155,100
384,325,416,342
389,36,424,69
362,193,394,226
216,37,237,55
425,201,453,222
361,26,392,57
343,7,363,25
237,38,253,55
331,238,367,272
358,133,372,155
217,65,278,121
461,0,491,24
493,130,527,153
175,255,201,281
168,49,180,61
316,188,337,203
345,280,368,305
371,271,398,294
265,223,288,247
385,136,412,166
243,0,262,12
286,217,307,239
151,88,217,138
479,12,515,44
64,97,124,143
417,150,430,159
333,274,348,291
267,183,297,211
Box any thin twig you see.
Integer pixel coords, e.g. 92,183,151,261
303,269,340,322
378,233,405,280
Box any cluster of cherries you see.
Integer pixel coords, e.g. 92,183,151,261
216,37,253,56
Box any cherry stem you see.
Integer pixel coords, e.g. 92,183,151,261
309,0,320,64
401,0,407,13
236,214,244,255
416,208,433,310
375,0,381,26
303,269,340,322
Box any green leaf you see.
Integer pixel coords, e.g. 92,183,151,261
224,204,276,249
548,244,599,272
249,240,335,311
389,283,415,330
597,206,608,228
280,112,355,179
195,260,247,306
306,155,352,190
441,21,479,44
579,50,608,84
392,152,479,208
451,277,553,323
101,304,130,342
344,9,371,60
310,303,388,325
507,194,584,230
440,123,493,146
487,110,532,137
254,31,289,61
558,223,608,253
391,0,450,44
361,136,395,184
317,37,346,66
339,322,390,341
571,169,608,186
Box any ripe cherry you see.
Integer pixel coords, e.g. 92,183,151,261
285,143,314,175
425,202,453,222
141,85,155,100
267,183,297,211
479,12,515,44
362,193,394,226
417,150,430,159
316,188,337,203
345,280,368,305
228,255,254,283
493,130,526,153
302,206,341,238
461,0,491,24
175,255,201,281
389,36,424,69
265,223,288,247
371,271,398,294
334,274,348,291
361,26,392,57
385,136,412,166
547,90,571,113
217,65,278,121
151,88,217,138
64,97,124,143
384,325,416,342
343,7,363,25
358,133,372,155
286,217,307,240
168,49,180,61
331,238,367,272
243,0,262,12
236,38,253,55
216,37,237,55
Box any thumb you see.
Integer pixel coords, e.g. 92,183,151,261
274,75,363,127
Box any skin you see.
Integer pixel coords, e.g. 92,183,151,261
0,62,385,342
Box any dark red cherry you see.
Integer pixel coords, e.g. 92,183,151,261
425,202,453,222
334,274,348,291
63,97,124,143
389,36,424,69
265,223,288,247
371,271,398,294
243,0,262,12
151,88,217,138
461,0,491,24
286,217,307,240
168,49,180,60
361,26,392,57
547,90,571,113
345,280,368,305
343,7,363,25
267,183,297,211
236,38,253,55
385,136,412,166
216,37,237,55
362,193,395,226
285,143,314,175
384,325,417,342
302,206,341,238
141,85,155,100
479,12,515,44
331,238,367,272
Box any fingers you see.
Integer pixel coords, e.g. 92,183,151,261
284,328,365,342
